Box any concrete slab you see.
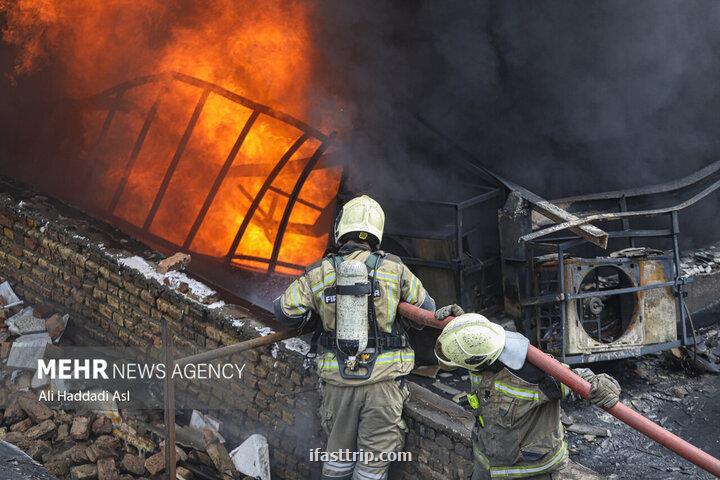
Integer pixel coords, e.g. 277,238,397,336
230,434,271,480
6,332,51,370
6,307,44,335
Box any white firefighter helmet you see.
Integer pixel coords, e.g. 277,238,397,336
334,195,385,245
434,313,529,371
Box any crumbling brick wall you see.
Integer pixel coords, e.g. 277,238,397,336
0,181,474,479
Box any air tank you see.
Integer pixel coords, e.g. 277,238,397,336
335,259,369,358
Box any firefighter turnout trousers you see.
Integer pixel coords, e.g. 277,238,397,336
319,379,409,480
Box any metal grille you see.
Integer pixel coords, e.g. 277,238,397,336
80,71,336,274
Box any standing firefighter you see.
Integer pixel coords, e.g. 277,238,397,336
274,195,461,480
435,314,621,480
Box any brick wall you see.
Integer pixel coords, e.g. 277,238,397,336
0,181,474,479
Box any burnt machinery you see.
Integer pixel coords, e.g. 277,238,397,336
506,160,720,364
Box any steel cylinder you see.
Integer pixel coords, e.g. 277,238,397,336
335,259,369,357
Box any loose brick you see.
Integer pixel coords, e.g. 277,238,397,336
120,453,145,475
70,464,98,480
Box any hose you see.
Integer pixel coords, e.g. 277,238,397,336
397,301,720,478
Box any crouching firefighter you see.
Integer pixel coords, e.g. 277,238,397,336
434,314,621,480
274,195,462,480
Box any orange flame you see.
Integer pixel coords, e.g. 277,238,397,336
1,0,341,275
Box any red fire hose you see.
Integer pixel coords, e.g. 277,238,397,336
397,302,720,478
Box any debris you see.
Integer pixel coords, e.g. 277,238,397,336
56,424,69,443
3,397,28,425
157,252,191,274
672,386,689,398
97,457,119,480
92,416,113,436
70,415,92,441
45,313,68,341
10,418,33,433
566,423,610,437
144,451,166,476
0,281,22,309
17,396,53,423
172,424,206,451
33,303,56,319
70,464,98,480
176,465,194,480
112,426,156,453
27,439,52,460
89,435,121,460
121,453,146,475
31,368,50,389
6,308,45,335
6,332,51,370
229,434,271,480
610,247,664,258
24,419,57,440
206,444,236,479
190,410,224,443
0,341,10,359
46,459,72,477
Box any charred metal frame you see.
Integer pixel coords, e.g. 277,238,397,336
83,72,335,274
345,188,503,307
518,161,720,364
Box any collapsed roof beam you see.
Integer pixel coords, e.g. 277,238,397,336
413,114,609,249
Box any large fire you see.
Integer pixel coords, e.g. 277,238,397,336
0,0,340,275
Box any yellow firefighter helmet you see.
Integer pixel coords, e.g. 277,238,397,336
435,313,506,371
334,195,385,245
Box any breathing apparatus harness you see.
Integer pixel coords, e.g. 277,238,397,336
310,251,410,380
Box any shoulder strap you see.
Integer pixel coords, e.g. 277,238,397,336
381,252,403,264
328,254,344,273
304,258,324,274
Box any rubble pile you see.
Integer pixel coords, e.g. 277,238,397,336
0,281,260,479
1,281,69,391
0,394,256,479
681,245,720,276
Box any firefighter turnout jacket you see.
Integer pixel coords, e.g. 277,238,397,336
468,362,570,479
274,242,435,386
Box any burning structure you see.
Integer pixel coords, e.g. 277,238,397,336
2,1,720,479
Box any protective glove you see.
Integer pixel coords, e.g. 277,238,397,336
576,369,621,409
435,304,464,321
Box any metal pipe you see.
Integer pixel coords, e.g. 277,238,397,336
396,301,720,477
175,328,300,367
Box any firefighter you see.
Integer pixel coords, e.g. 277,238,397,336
274,195,462,480
434,313,621,480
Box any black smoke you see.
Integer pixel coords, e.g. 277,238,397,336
311,0,720,201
